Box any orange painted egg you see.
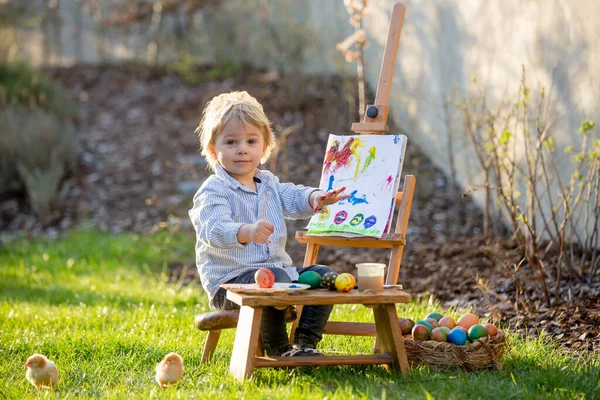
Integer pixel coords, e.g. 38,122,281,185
457,313,479,330
398,318,413,335
439,316,456,329
254,268,275,288
483,323,498,336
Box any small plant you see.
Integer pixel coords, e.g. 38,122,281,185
0,106,76,223
0,62,79,224
457,67,599,308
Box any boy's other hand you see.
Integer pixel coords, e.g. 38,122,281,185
250,219,274,243
311,186,350,212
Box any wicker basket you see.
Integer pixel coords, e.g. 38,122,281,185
403,331,507,371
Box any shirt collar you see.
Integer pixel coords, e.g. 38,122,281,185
214,163,269,192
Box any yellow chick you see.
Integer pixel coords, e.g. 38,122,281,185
24,353,59,391
155,352,184,388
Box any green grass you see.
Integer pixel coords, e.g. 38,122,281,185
1,230,598,399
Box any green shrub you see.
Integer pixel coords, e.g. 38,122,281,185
0,62,80,122
0,106,76,222
457,67,599,306
0,62,80,223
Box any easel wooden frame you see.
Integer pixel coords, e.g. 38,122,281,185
291,1,414,343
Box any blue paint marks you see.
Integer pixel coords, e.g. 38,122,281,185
347,190,369,205
393,135,400,144
364,215,377,228
327,175,334,191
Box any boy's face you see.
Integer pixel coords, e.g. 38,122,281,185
210,118,266,186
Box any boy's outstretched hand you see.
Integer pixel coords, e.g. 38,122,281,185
311,186,350,212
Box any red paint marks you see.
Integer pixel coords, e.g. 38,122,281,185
324,138,355,174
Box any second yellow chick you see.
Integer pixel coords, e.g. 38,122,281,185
155,352,184,388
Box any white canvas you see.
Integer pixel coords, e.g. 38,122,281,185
306,134,408,238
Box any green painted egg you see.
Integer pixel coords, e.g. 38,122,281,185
415,320,433,333
298,271,322,289
468,324,488,341
425,312,444,322
322,272,339,291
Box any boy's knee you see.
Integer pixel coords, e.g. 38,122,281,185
309,264,334,276
272,268,292,283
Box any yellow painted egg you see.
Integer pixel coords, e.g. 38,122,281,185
335,273,356,292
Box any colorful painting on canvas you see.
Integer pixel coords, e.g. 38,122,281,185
306,134,407,238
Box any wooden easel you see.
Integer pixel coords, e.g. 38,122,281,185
291,1,415,345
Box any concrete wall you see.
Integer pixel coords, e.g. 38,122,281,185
10,0,599,237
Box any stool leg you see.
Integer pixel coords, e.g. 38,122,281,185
230,306,263,380
201,330,221,363
256,333,264,356
373,304,409,374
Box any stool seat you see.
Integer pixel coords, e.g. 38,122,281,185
195,306,298,331
195,306,298,363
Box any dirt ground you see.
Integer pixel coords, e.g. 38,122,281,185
2,64,598,356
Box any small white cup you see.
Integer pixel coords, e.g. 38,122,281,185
356,263,386,291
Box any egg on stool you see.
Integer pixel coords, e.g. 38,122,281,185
321,272,339,291
335,273,356,292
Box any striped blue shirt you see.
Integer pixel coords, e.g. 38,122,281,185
189,163,318,309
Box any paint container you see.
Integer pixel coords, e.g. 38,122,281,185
356,263,386,291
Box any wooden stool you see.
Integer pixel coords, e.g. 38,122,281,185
225,288,411,380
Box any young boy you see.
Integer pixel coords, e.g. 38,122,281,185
189,91,349,357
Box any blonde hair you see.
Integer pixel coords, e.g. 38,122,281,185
196,91,276,170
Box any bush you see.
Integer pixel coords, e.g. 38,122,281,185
0,62,80,122
0,106,76,223
0,62,79,223
456,67,599,307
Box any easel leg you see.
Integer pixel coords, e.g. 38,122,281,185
230,306,263,380
373,304,409,374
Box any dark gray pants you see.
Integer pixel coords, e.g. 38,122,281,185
213,265,334,356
